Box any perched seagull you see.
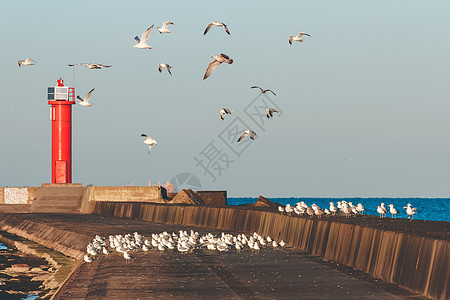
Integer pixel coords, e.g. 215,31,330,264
157,22,175,34
377,205,387,218
289,33,311,45
158,63,173,75
68,63,111,69
388,204,398,218
404,203,419,220
133,25,154,49
237,130,257,142
356,203,365,214
204,21,230,35
203,53,233,80
251,86,277,96
141,134,157,153
266,108,280,119
84,255,93,263
18,57,36,67
77,88,95,107
219,108,233,121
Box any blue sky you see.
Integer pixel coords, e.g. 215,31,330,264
1,1,450,197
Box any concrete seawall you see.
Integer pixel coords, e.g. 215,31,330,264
94,202,449,300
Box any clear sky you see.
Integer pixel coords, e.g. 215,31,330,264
1,0,449,197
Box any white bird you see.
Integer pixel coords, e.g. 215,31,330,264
123,251,133,261
204,21,230,35
284,204,294,215
237,130,257,142
278,206,285,213
329,202,338,215
203,53,233,80
279,240,286,247
404,203,419,220
388,204,398,218
18,57,36,67
266,108,280,119
84,254,93,263
356,203,365,214
289,32,311,45
157,22,175,34
133,25,154,49
77,88,95,107
158,63,173,75
141,134,157,153
220,108,233,121
377,205,387,218
68,63,111,69
251,86,276,96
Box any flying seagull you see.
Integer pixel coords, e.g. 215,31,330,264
77,88,95,107
133,25,154,49
158,63,173,75
68,63,111,69
18,57,36,67
289,33,311,45
266,108,279,119
219,108,233,121
237,130,257,142
203,53,233,80
251,86,277,96
204,21,230,35
157,22,175,34
141,134,157,153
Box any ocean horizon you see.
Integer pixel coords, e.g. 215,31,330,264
228,197,450,222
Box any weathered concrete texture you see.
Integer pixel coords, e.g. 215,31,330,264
168,190,227,206
0,204,31,213
87,186,168,203
170,189,205,205
0,214,417,300
0,214,91,260
94,202,450,300
32,185,84,213
195,191,227,206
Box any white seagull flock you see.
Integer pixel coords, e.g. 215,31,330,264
19,20,290,155
277,200,420,220
84,230,286,263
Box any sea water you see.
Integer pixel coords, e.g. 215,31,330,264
228,198,450,222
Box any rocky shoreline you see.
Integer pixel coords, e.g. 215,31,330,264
0,231,76,299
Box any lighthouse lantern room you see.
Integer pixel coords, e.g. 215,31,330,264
48,78,75,183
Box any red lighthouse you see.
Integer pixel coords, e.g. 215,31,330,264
48,78,75,183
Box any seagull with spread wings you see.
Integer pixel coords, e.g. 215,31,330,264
289,32,311,45
204,21,230,35
158,63,173,75
133,25,154,49
237,130,257,142
251,86,277,96
203,53,233,80
141,134,157,153
157,22,175,34
68,63,111,69
77,88,95,107
219,108,233,121
266,108,279,119
18,57,37,67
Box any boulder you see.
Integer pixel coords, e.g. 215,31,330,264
170,189,205,205
253,195,281,208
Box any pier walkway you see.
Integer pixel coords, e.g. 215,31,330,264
0,213,426,299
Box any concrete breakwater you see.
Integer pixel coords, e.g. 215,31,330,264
94,202,449,300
